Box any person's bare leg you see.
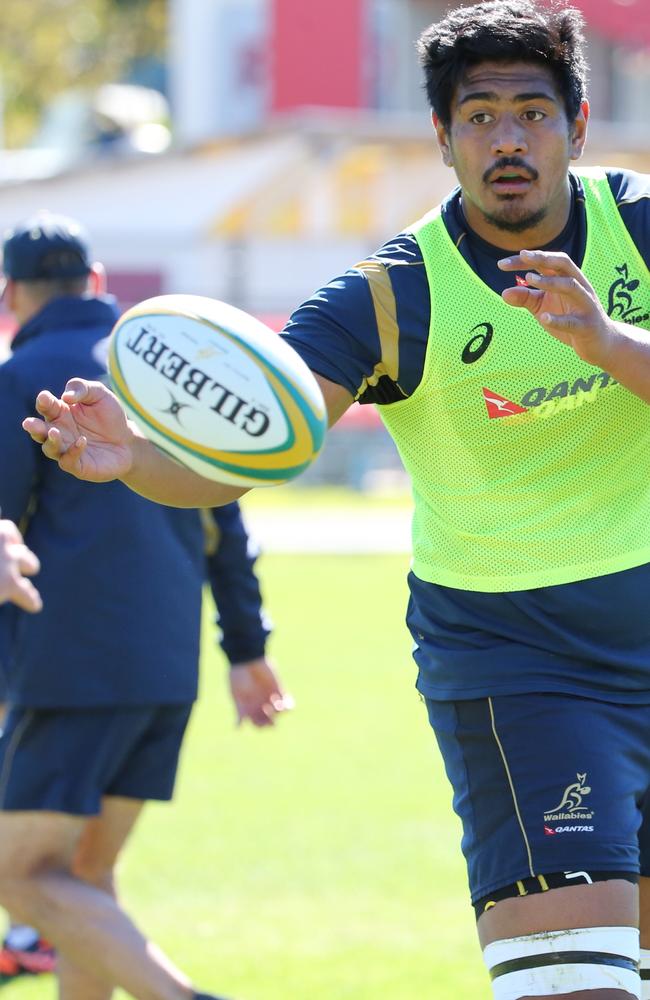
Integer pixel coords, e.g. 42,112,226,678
478,879,639,1000
58,796,143,1000
0,810,195,1000
58,950,112,1000
639,876,650,1000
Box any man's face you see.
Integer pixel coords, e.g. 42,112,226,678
435,61,588,246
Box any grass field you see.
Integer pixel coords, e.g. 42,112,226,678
0,541,488,998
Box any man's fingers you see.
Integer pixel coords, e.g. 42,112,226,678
270,691,295,712
35,389,69,421
537,312,583,332
237,702,275,727
498,249,574,271
14,543,40,577
502,285,544,308
501,286,547,317
56,438,90,480
499,250,592,289
10,577,42,613
235,694,288,727
523,272,587,301
41,426,68,459
22,416,49,444
62,378,110,405
0,521,22,544
40,427,86,463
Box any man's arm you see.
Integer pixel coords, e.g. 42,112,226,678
23,380,250,507
23,375,354,506
0,366,42,611
499,249,650,404
204,503,271,665
0,365,41,525
203,502,293,727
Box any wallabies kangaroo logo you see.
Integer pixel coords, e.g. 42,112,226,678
546,773,592,814
607,264,649,325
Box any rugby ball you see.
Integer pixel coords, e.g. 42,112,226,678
107,294,327,487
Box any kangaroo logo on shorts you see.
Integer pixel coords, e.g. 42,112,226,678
543,773,594,834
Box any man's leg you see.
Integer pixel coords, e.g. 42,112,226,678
0,809,196,1000
639,876,650,1000
425,693,648,1000
478,878,639,1000
57,795,144,1000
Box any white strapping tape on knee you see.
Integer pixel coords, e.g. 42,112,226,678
640,946,650,999
483,926,640,1000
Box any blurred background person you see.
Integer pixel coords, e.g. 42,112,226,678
0,211,291,1000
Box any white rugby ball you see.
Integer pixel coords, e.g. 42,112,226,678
108,294,327,487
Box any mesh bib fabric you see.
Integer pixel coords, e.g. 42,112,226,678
379,168,650,591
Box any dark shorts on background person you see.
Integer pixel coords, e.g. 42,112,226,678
426,692,650,905
0,704,193,814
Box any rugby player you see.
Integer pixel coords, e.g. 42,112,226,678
23,2,650,997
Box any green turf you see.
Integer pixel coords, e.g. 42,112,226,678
0,553,487,999
243,484,414,511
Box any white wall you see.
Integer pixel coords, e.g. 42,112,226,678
168,0,269,144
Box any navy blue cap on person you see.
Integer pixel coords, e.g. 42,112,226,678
1,212,92,288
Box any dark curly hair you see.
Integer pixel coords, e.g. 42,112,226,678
417,0,588,128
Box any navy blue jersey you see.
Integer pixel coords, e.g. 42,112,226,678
0,296,269,708
281,168,650,702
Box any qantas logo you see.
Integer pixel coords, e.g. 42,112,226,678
482,389,527,418
483,371,618,420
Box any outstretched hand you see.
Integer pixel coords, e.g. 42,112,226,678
499,250,615,368
22,379,135,482
229,656,295,728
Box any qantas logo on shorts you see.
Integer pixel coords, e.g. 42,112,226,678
545,825,595,835
543,773,595,834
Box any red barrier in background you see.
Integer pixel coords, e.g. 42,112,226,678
566,0,650,47
270,0,366,112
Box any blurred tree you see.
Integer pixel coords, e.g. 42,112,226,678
0,0,166,147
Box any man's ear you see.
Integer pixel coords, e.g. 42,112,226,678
88,262,107,296
570,100,589,161
433,112,453,167
2,278,16,313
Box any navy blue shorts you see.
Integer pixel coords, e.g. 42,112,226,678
426,693,650,904
0,704,193,815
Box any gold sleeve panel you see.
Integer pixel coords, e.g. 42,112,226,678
352,258,401,400
200,507,221,556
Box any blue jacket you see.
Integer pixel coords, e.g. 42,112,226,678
0,295,270,708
